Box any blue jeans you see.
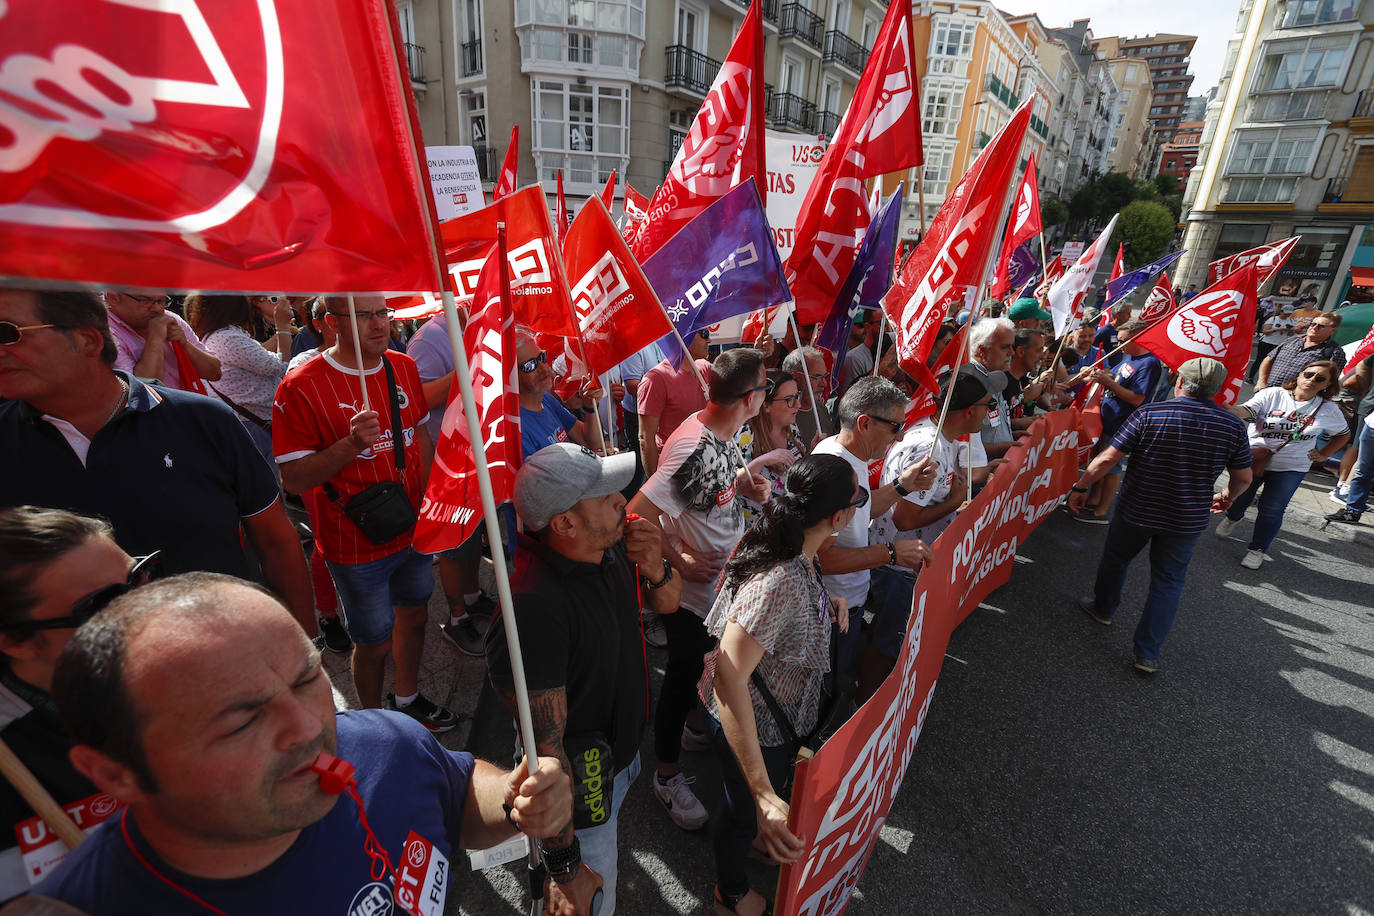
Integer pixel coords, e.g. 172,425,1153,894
704,709,796,899
576,752,640,915
325,547,434,646
1345,421,1374,516
867,566,917,658
1225,469,1307,554
1092,517,1202,661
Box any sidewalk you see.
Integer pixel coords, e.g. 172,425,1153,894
1219,465,1374,549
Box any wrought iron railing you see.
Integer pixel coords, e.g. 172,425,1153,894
822,30,867,73
461,40,482,76
665,44,721,96
472,144,498,183
771,91,817,131
817,110,841,137
779,3,824,49
404,41,426,86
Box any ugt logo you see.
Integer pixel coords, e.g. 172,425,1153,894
0,0,285,233
1166,290,1243,358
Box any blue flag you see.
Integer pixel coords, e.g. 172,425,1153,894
641,179,790,367
1104,250,1185,307
815,186,905,391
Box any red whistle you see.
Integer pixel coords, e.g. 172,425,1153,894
625,513,642,523
309,752,355,795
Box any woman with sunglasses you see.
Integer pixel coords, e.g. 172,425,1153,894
697,455,860,916
0,507,160,900
736,370,806,524
1218,360,1349,569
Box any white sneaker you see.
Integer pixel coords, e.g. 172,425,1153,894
653,771,709,830
1329,486,1349,505
1216,517,1238,538
1241,550,1265,570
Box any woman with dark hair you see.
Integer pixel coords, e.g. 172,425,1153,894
736,369,806,523
697,454,862,916
190,293,291,470
1218,359,1349,569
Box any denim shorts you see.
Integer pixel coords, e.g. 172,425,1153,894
326,547,434,647
867,565,918,659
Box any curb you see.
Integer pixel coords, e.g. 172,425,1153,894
1288,506,1374,549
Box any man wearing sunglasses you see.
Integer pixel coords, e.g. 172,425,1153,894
0,507,159,900
102,290,222,392
0,288,314,641
1255,311,1346,390
515,329,597,457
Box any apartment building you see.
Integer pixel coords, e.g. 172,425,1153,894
906,1,1053,234
1177,0,1374,308
1010,15,1087,200
1092,32,1196,144
1048,21,1120,185
1158,119,1202,184
1105,57,1157,178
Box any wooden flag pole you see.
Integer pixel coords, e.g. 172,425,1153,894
0,738,84,851
932,286,981,447
344,295,370,412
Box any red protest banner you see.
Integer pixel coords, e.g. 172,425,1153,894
0,0,441,294
776,408,1086,916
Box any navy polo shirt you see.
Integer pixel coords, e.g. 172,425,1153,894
0,373,279,577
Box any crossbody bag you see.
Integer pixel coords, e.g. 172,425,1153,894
324,357,417,544
1251,396,1324,477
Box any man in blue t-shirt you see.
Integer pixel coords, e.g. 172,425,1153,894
1092,300,1134,369
32,574,571,915
516,329,596,458
1075,320,1162,524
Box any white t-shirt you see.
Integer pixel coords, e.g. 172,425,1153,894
870,419,960,560
1261,316,1294,347
1242,387,1347,474
639,412,746,616
812,436,873,608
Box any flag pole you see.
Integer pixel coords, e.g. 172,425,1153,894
345,295,370,412
932,286,980,446
785,304,826,435
379,17,546,908
871,310,889,377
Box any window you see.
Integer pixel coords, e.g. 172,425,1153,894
822,78,840,116
668,109,690,162
465,91,487,146
1281,0,1360,28
829,0,850,33
676,0,704,49
922,83,963,136
1227,128,1318,175
1254,35,1349,92
861,14,879,49
518,0,644,33
921,143,957,189
781,54,806,95
533,80,629,185
1224,177,1297,203
932,18,975,58
1251,91,1330,121
459,0,484,75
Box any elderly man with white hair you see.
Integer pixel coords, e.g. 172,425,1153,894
967,317,1017,459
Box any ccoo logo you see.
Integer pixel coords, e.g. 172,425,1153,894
570,251,631,324
1165,290,1243,358
0,0,285,234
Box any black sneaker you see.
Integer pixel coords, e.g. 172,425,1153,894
1077,597,1112,626
318,616,352,654
440,617,485,657
1325,507,1363,524
1133,655,1160,674
387,693,461,733
1073,510,1109,525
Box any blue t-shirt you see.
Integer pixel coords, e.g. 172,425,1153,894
1100,352,1162,438
34,710,475,915
407,314,455,445
617,343,663,414
1093,324,1123,368
521,393,577,458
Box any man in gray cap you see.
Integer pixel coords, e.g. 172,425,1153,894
486,443,681,914
1069,358,1252,674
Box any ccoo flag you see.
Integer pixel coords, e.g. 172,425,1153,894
642,179,790,366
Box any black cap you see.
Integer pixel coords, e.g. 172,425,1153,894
942,365,1008,411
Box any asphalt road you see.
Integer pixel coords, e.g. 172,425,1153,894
452,505,1374,915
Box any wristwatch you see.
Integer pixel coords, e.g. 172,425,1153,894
642,557,674,590
540,837,582,884
894,481,911,497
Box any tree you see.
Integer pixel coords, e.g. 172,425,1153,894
1041,196,1069,229
1154,173,1180,196
1095,172,1136,220
1115,200,1176,264
1132,179,1162,202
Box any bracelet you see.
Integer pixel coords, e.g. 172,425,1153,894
540,837,581,882
642,557,673,590
1071,486,1089,494
893,481,911,497
886,543,898,564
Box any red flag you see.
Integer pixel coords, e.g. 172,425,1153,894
438,186,578,337
413,251,521,553
493,126,519,201
171,342,209,396
1133,263,1259,405
904,322,967,424
0,0,443,294
787,0,922,323
886,101,1031,378
1344,324,1374,376
1032,256,1064,307
554,171,570,248
1109,244,1125,284
990,154,1042,300
1208,236,1299,287
633,2,767,260
1139,271,1178,323
563,198,673,379
621,183,650,248
600,170,617,210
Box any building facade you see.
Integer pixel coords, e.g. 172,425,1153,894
1105,57,1157,178
1158,119,1202,185
1177,0,1374,309
1093,32,1197,144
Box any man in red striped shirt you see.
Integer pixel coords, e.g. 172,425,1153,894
273,296,457,731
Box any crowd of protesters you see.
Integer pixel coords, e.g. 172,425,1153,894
0,282,1367,915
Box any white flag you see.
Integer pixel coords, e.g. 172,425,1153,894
1047,214,1119,338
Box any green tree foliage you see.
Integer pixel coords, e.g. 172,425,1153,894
1154,173,1180,196
1132,179,1162,202
1114,200,1176,263
1041,196,1069,228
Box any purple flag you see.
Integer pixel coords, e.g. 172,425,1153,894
816,186,905,391
1007,242,1041,295
642,179,790,366
1105,250,1185,307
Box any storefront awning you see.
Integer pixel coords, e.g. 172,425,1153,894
1352,265,1374,288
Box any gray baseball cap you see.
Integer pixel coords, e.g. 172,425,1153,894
514,443,636,529
1177,357,1228,398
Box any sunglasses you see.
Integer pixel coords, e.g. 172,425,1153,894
329,308,394,323
697,329,711,339
0,321,60,345
867,414,903,433
1310,323,1336,330
1300,370,1330,382
518,350,548,374
1,553,162,634
846,489,870,509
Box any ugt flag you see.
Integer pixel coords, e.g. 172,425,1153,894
1048,214,1119,338
1139,272,1178,323
563,197,673,379
634,1,767,260
990,154,1042,300
0,0,443,294
1343,324,1374,377
1208,236,1299,287
413,250,521,553
1105,250,1185,308
816,186,905,392
641,179,789,366
1133,263,1259,405
787,0,922,324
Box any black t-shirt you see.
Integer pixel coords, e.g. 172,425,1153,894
486,535,647,772
0,374,279,577
1004,372,1027,420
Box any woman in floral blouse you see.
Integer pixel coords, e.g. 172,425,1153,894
697,454,863,916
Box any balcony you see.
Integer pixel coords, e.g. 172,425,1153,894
472,144,499,183
1280,0,1362,28
461,39,483,77
1029,113,1050,139
404,41,426,90
665,44,721,97
1354,87,1374,126
780,3,824,51
771,91,816,132
974,130,991,150
818,109,841,137
984,73,1019,110
822,30,867,74
724,0,780,23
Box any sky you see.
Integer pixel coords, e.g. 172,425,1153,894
994,0,1237,93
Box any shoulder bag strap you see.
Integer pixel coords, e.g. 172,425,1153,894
206,383,270,431
749,669,804,748
381,356,405,471
1270,397,1323,456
